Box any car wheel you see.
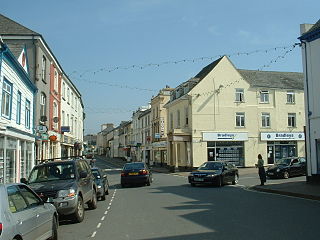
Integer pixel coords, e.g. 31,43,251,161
283,171,289,179
146,178,151,186
232,174,239,185
48,216,58,240
101,187,106,201
72,196,85,223
105,185,109,195
88,189,98,209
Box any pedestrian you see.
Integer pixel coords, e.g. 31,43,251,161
255,154,266,186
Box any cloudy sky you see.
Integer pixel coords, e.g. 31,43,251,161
2,0,319,134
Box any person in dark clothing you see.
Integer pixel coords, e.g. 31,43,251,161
255,154,266,185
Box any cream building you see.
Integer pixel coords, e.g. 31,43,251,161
151,87,173,166
139,109,152,164
299,20,320,182
165,56,305,169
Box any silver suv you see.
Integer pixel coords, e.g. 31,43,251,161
21,159,98,223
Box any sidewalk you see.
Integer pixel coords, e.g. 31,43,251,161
151,166,320,201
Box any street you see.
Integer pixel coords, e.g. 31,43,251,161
58,156,320,240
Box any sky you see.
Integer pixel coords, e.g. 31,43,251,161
2,0,319,134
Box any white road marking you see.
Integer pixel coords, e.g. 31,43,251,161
103,168,122,171
97,223,101,228
107,206,110,210
91,231,97,238
104,210,108,214
101,216,105,221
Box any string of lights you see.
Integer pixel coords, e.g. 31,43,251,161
69,44,297,78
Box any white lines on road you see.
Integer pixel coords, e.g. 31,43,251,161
103,168,122,171
91,189,117,238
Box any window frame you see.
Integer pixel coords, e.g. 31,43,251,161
235,88,244,102
16,91,22,124
260,90,270,103
41,56,47,82
288,113,296,127
25,99,31,129
261,112,270,128
287,91,295,104
1,78,13,119
235,112,245,127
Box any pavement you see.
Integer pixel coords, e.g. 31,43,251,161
151,166,320,201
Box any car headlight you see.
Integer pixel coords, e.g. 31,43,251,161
58,189,76,198
276,169,281,172
207,174,217,177
97,185,102,189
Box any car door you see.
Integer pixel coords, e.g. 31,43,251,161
18,184,52,240
7,185,40,240
290,158,300,176
221,163,230,183
80,160,93,202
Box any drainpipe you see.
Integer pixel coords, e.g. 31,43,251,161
301,40,313,181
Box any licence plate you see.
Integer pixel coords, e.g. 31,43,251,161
268,172,274,175
129,173,138,176
194,177,204,182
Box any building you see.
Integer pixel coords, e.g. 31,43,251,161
299,19,320,182
0,14,84,162
139,109,152,164
165,56,305,170
151,87,173,166
118,121,132,161
0,42,37,183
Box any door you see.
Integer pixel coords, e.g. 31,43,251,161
19,184,52,239
207,148,215,161
7,185,40,240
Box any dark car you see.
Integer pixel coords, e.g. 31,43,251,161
21,159,98,223
188,161,239,187
91,167,109,200
121,162,152,187
266,157,306,179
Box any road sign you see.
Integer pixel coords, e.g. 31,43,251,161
36,125,48,133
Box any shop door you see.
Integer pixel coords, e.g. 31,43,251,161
267,146,274,164
207,148,215,161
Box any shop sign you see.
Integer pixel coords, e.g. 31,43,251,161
160,118,165,136
36,125,48,133
152,141,167,148
154,133,161,139
61,126,70,133
261,132,305,141
202,132,248,141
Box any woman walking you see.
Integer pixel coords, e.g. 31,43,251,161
255,154,266,186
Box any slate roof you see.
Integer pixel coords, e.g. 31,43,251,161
0,14,39,35
194,57,223,80
238,69,304,90
5,43,23,59
302,19,320,36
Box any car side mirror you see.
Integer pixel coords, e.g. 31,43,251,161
80,171,88,178
20,178,28,184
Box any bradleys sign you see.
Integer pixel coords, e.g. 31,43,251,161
202,132,248,141
261,132,305,141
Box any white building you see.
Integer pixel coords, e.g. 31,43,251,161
0,43,37,183
139,109,152,164
60,75,84,158
299,20,320,182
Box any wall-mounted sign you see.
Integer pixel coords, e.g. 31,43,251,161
160,117,165,136
202,132,248,141
261,132,305,141
154,133,161,139
36,125,48,133
61,126,70,133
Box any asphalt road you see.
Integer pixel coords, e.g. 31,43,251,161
58,156,320,240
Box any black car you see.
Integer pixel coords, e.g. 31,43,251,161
21,158,98,223
121,162,152,187
188,161,239,187
266,157,306,179
91,167,109,200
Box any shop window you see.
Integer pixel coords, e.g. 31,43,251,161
236,112,245,127
287,91,295,104
260,90,269,103
288,113,296,127
6,137,17,183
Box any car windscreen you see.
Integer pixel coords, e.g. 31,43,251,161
198,162,223,170
124,163,145,170
276,158,292,165
28,163,75,183
92,169,100,178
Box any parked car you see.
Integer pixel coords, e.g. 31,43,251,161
0,183,58,240
21,158,98,223
266,157,306,179
188,161,239,187
91,167,109,200
121,162,152,187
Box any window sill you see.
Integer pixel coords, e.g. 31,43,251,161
286,103,296,105
259,102,270,104
234,101,245,103
235,126,245,128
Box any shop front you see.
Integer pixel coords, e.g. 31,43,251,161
0,131,35,184
203,132,248,167
261,132,305,164
152,141,167,167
